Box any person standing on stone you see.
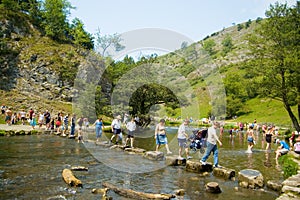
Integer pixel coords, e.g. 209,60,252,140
154,119,172,154
70,114,76,136
20,109,26,125
200,121,222,168
77,116,84,130
125,117,136,148
5,107,12,126
38,111,44,129
30,113,37,129
28,108,34,120
94,117,104,142
44,110,51,130
110,115,122,144
177,119,192,159
63,114,69,136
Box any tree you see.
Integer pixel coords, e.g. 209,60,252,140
222,34,233,55
94,29,125,56
247,2,300,131
202,38,216,55
42,0,72,41
181,41,188,49
70,18,94,50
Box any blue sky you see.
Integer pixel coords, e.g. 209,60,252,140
69,0,296,41
69,0,296,58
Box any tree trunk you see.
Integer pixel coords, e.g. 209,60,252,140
298,103,300,122
102,182,175,200
284,101,300,132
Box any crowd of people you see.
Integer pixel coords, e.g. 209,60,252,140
2,104,300,164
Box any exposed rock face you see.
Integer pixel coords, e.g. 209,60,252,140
0,18,112,115
238,169,264,189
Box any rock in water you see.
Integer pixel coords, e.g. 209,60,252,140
205,182,222,193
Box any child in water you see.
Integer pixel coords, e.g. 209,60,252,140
77,127,84,143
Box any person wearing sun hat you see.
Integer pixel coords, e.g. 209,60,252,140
275,138,290,159
110,115,122,144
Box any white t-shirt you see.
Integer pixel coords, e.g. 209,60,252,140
177,124,187,139
207,126,218,145
20,111,26,118
111,119,121,129
126,121,136,131
39,114,44,121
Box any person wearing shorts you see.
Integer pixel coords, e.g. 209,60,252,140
155,119,172,154
20,109,26,125
110,115,122,144
125,117,136,148
177,119,192,159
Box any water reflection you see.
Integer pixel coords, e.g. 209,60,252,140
247,153,254,168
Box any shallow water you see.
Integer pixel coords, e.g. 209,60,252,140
0,127,282,200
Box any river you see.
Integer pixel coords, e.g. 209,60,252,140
0,127,282,199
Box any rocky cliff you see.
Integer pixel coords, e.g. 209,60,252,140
0,13,110,114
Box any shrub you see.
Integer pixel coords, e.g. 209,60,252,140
278,154,298,178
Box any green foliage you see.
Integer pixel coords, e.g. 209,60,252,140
237,24,244,31
0,0,20,12
256,17,263,23
42,0,73,41
0,130,6,136
202,38,216,55
245,19,252,28
221,34,234,55
70,18,94,49
247,1,300,131
278,154,298,178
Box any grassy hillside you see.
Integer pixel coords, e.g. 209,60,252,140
153,19,298,127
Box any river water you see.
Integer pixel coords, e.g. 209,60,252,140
0,127,282,200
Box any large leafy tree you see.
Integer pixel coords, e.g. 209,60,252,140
247,2,300,131
42,0,72,41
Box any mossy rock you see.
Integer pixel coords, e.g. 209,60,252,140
15,130,26,135
0,130,6,136
6,130,16,136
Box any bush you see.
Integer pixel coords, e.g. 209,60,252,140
278,154,298,178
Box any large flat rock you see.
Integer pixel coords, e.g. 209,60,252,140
238,169,264,189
